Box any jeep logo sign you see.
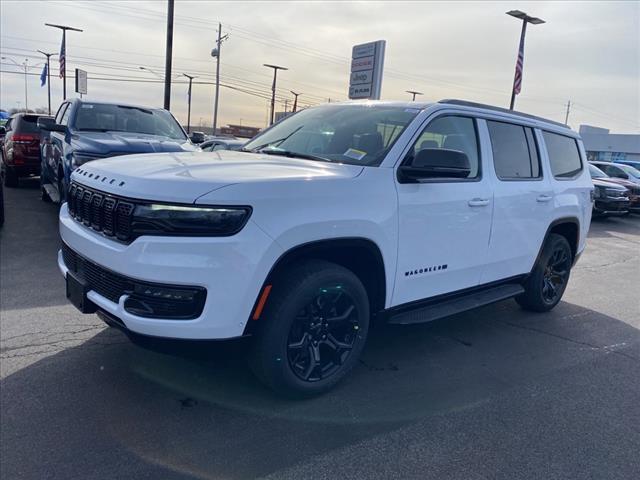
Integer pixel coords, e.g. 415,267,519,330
348,40,386,100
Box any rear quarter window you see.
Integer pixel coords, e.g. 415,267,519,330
17,115,42,133
543,131,583,179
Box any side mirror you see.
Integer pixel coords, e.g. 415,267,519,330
190,131,205,144
398,148,471,183
38,117,66,133
0,126,6,135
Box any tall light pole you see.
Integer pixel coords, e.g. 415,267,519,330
211,23,229,135
264,64,288,125
406,90,423,101
2,57,28,111
44,23,83,100
37,50,55,115
182,73,196,134
163,0,175,110
290,91,301,112
506,10,545,110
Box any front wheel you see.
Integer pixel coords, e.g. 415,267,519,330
249,260,370,398
517,234,572,312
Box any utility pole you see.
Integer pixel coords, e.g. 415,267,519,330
183,73,196,133
163,0,175,110
211,23,229,134
37,50,55,115
290,91,300,112
45,23,83,100
564,100,571,125
263,64,288,125
406,90,423,101
506,10,544,110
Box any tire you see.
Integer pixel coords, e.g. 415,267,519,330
517,234,572,312
249,260,370,398
58,175,67,203
4,167,18,188
40,176,52,203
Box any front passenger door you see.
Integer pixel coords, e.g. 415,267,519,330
394,115,493,306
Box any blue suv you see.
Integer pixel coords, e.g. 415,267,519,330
39,99,196,202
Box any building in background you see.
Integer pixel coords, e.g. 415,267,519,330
579,125,640,163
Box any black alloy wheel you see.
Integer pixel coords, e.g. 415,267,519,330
287,286,362,382
517,233,573,312
541,245,571,304
249,260,370,397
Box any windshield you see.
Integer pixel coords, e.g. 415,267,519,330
74,103,187,141
589,164,608,178
243,104,420,166
618,163,640,179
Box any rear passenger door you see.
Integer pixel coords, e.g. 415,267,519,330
480,120,554,284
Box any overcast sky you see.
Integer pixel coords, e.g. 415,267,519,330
1,0,638,133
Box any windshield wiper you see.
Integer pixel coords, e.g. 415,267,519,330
258,149,332,162
243,125,304,152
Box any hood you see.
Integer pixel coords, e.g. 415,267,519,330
71,131,196,155
592,178,627,189
595,177,639,190
70,150,364,204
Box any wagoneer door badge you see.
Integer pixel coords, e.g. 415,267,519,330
405,264,448,277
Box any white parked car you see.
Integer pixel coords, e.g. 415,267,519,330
58,100,593,397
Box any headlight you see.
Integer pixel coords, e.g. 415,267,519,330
594,186,604,198
605,188,626,198
131,204,251,237
71,152,104,169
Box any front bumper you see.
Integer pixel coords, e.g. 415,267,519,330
59,204,282,339
593,198,629,215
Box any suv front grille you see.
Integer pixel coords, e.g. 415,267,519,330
68,182,135,242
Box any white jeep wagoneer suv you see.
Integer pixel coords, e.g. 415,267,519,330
59,99,593,396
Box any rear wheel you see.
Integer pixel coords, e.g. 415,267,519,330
249,260,369,398
4,168,18,188
517,234,572,312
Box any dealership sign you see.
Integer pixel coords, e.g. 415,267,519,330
348,40,385,100
75,68,87,95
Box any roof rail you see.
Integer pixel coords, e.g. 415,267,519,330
437,99,570,129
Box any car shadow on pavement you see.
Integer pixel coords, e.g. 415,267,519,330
1,299,639,479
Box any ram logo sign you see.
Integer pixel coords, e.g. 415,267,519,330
348,40,386,100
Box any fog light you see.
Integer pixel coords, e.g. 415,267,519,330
123,283,206,319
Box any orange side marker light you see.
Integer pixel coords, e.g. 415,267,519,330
252,285,272,320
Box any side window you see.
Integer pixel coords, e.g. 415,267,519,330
59,105,72,126
487,121,541,179
4,119,12,131
55,103,68,124
213,143,227,151
408,116,480,179
542,131,583,178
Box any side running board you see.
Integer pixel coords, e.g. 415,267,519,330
388,283,525,325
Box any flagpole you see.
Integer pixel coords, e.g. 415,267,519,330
37,50,54,115
509,20,527,110
45,23,83,101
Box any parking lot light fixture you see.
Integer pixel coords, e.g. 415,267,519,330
264,64,288,125
44,23,83,101
2,56,29,111
506,10,545,110
406,90,423,101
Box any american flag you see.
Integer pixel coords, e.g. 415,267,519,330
59,39,65,79
512,34,526,95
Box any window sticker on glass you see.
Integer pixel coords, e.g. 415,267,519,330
81,105,94,109
344,148,367,161
404,108,420,114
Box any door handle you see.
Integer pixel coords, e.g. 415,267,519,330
468,198,490,207
537,194,553,203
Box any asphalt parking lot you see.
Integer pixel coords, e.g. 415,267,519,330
1,178,639,480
